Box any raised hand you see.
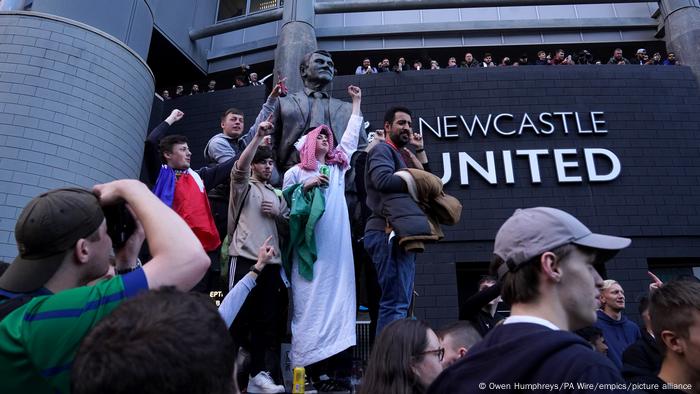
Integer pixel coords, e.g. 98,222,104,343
256,235,276,268
165,109,184,125
347,85,361,100
409,132,424,150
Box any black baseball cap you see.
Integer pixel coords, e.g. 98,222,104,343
0,188,105,293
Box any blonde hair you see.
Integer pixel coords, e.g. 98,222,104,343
601,279,619,292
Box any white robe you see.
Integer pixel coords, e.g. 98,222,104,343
283,114,363,366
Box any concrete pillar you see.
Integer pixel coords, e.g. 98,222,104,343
272,0,317,93
0,11,154,260
659,0,700,76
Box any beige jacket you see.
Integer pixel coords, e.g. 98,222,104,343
228,162,289,263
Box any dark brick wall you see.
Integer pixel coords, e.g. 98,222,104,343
151,67,700,329
328,66,700,328
154,86,268,170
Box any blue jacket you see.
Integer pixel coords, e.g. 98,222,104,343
595,309,642,370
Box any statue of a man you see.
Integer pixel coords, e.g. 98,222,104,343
273,50,366,170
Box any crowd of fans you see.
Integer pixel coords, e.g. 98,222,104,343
161,64,265,101
336,48,682,75
161,48,680,101
0,48,697,394
353,48,680,73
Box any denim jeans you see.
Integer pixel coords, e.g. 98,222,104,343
363,230,416,336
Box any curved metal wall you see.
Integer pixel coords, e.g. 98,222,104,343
28,0,154,59
0,12,154,260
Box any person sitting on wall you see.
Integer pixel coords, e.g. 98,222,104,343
355,58,377,75
607,48,631,65
378,58,392,73
480,53,496,67
663,52,679,65
632,49,647,65
249,72,263,86
535,51,551,65
394,57,409,72
446,57,458,68
233,76,248,88
461,52,480,68
551,49,573,65
518,53,530,65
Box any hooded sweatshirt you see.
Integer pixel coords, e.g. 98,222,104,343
428,322,626,394
595,309,642,370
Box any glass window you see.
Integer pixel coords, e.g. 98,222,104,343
250,0,278,13
218,0,246,21
217,0,281,21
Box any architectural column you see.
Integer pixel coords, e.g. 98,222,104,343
272,0,317,93
0,10,154,259
659,0,700,75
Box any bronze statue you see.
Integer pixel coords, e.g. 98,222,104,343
273,50,366,170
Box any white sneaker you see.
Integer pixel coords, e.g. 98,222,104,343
247,371,285,393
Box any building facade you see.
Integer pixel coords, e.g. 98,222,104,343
1,1,700,329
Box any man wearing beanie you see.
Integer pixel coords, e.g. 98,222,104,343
429,207,630,393
0,179,209,394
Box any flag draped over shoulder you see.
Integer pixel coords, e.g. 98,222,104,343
154,165,220,251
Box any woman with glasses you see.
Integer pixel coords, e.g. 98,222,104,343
360,319,444,394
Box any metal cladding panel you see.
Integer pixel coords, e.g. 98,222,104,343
0,13,154,260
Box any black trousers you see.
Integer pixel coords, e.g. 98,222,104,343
229,256,288,382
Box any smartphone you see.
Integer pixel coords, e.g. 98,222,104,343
103,203,136,248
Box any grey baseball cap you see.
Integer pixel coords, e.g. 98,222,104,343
494,207,631,279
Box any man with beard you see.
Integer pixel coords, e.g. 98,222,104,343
363,106,429,335
596,279,642,370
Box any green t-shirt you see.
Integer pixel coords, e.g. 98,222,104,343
0,268,148,394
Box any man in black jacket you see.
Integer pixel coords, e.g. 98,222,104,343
363,106,428,335
429,207,630,393
622,296,662,382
